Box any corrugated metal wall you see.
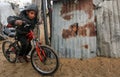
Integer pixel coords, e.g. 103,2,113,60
52,0,97,58
32,0,120,58
96,0,120,58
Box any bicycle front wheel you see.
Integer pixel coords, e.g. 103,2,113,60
31,45,59,75
2,41,17,63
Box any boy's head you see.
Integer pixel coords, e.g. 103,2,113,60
26,10,36,19
25,4,38,19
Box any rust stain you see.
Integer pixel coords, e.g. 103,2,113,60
62,22,96,39
81,44,89,49
60,0,94,20
78,22,96,37
78,26,87,37
62,14,73,20
62,23,78,39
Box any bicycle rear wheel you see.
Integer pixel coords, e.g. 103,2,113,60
2,41,17,63
31,45,59,75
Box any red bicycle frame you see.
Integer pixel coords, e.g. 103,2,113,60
31,30,46,62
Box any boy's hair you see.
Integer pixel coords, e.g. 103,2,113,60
25,4,38,14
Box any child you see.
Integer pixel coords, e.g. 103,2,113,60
7,4,39,62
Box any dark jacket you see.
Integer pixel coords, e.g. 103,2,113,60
7,4,38,36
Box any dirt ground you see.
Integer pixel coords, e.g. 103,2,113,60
0,40,120,77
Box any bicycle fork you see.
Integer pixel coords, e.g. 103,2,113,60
35,42,46,62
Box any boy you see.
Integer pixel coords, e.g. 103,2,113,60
7,4,39,62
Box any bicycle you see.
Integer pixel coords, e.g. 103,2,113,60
2,25,59,75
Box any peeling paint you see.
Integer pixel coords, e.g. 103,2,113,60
82,22,96,36
62,22,96,39
60,0,94,20
62,23,78,39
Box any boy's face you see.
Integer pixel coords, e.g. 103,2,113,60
27,11,36,19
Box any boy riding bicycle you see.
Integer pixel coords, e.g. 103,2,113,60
7,4,39,62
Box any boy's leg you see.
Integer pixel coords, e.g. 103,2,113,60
18,36,28,56
24,42,32,56
23,41,32,62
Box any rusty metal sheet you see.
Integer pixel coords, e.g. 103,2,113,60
51,0,97,58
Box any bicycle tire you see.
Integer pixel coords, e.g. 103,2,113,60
2,41,17,63
31,45,59,75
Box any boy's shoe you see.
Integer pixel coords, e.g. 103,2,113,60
23,56,31,62
17,56,24,63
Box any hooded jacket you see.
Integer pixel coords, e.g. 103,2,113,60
7,4,38,36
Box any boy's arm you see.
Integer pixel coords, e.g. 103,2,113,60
16,29,28,35
30,19,39,30
7,16,22,26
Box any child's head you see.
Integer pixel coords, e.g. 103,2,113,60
25,4,38,20
26,10,36,19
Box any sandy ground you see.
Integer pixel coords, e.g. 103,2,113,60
0,40,120,77
0,23,120,77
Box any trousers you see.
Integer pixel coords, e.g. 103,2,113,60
17,35,32,56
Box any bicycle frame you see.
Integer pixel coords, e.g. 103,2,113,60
31,31,47,62
9,39,21,55
6,28,47,62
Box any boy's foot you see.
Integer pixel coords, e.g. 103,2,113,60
23,56,31,62
17,56,24,63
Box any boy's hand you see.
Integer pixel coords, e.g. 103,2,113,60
15,20,23,26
